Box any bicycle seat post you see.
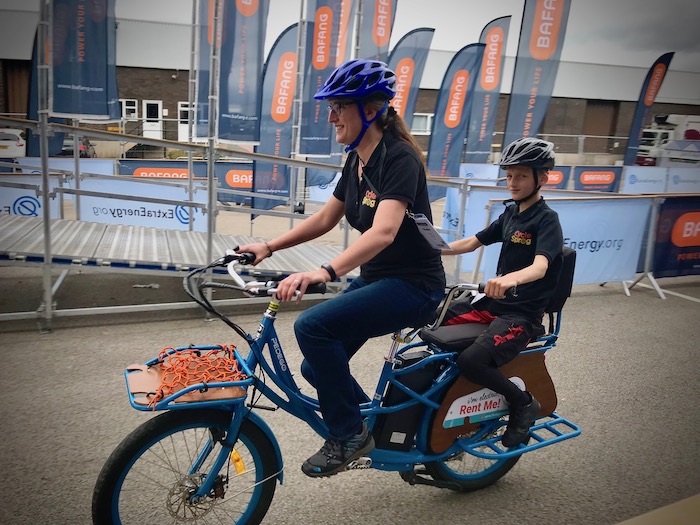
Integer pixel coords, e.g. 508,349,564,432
385,332,403,362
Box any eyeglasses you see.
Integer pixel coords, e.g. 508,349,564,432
327,102,349,117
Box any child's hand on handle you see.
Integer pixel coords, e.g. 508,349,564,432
483,276,518,299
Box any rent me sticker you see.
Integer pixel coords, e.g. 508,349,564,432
443,377,525,428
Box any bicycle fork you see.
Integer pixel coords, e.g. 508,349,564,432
187,409,246,504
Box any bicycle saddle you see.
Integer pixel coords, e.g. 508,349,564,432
419,323,546,353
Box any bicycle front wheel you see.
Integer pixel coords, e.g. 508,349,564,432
422,423,520,492
92,409,278,525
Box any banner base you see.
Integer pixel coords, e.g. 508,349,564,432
625,272,666,300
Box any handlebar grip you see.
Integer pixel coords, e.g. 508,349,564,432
305,283,327,295
238,252,256,265
478,283,517,297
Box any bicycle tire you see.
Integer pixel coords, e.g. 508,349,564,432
92,409,278,525
422,423,520,492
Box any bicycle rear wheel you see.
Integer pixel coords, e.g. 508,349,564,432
422,422,520,492
92,409,278,525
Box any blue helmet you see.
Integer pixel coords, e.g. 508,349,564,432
314,59,396,101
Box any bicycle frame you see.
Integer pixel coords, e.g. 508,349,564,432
238,292,469,470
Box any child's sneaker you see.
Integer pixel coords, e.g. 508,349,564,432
502,393,540,448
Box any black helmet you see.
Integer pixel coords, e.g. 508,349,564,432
500,137,555,171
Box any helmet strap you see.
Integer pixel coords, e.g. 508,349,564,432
344,100,389,153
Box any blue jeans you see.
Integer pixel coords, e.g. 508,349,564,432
294,276,444,440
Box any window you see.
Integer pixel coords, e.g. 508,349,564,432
411,113,433,135
119,99,137,120
178,101,191,124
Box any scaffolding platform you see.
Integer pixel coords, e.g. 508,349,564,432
0,214,350,277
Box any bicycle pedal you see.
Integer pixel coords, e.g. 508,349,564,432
347,457,372,470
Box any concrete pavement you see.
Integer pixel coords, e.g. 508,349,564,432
0,266,698,524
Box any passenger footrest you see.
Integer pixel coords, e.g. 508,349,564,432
459,412,581,459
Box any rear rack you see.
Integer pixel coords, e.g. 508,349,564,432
459,413,581,459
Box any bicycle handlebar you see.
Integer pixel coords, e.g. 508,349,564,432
182,251,328,339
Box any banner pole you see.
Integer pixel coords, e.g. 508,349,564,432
289,0,307,231
38,0,53,332
186,0,198,232
470,198,493,284
73,119,81,220
205,0,222,267
453,179,468,284
627,196,666,299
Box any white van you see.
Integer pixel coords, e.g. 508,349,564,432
0,128,27,158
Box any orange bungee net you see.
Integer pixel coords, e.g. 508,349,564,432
148,345,247,409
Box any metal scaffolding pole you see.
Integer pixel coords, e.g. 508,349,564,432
205,0,222,266
187,0,198,232
38,0,53,332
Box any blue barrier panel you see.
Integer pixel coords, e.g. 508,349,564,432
573,166,622,192
544,166,571,190
459,163,499,180
620,166,668,194
308,172,341,203
653,196,700,277
77,177,207,231
0,174,64,219
481,197,652,284
666,168,700,193
0,159,14,172
18,158,115,201
117,159,252,204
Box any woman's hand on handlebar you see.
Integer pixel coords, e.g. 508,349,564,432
235,242,272,265
483,276,518,299
277,270,328,303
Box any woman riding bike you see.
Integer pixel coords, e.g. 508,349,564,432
236,58,446,477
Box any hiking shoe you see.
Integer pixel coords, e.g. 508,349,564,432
502,393,541,448
301,422,375,477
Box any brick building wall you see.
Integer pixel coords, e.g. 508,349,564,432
2,59,699,161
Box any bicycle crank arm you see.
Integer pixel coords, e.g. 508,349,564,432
347,457,373,470
399,468,463,491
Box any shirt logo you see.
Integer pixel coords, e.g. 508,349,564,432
362,189,377,208
511,230,532,245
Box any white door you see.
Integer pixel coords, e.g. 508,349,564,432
142,100,163,140
177,101,191,143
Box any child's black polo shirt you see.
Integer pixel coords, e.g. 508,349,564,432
476,198,563,320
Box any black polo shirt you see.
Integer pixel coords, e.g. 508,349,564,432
475,198,563,320
333,132,445,292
